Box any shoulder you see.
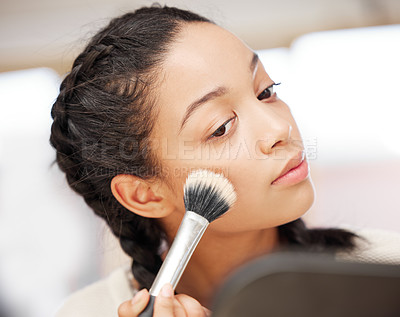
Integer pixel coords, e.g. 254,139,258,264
54,265,137,317
336,227,400,265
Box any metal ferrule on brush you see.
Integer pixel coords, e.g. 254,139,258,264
149,211,209,296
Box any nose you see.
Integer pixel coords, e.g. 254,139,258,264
254,107,293,156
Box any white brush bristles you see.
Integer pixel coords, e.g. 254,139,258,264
185,169,237,207
183,169,236,222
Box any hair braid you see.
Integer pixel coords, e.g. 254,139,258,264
51,29,167,291
50,5,211,290
118,212,164,289
278,218,357,253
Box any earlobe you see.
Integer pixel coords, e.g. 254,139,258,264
111,174,168,218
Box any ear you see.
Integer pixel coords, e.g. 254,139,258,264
111,174,173,218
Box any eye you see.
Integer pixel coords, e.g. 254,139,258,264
257,83,280,100
210,117,236,139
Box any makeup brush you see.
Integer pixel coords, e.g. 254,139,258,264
139,169,236,317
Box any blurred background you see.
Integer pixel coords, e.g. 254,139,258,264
1,0,399,316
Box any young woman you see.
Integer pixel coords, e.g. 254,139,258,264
50,5,399,317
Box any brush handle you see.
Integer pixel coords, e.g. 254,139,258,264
138,211,209,317
151,211,209,294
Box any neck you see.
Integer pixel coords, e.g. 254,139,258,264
173,226,279,307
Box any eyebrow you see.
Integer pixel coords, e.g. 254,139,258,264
250,52,259,76
179,52,259,133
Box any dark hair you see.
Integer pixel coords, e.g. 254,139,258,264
278,218,357,252
50,5,356,291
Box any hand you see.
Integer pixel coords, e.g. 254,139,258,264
118,283,211,317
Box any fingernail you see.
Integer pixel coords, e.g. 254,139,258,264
160,283,173,298
131,289,145,305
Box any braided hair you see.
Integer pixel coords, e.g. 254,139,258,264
50,5,357,291
50,5,210,290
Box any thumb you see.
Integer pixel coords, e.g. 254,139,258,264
118,289,150,317
153,283,175,315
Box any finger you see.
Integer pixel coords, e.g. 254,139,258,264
175,294,207,317
172,298,188,317
118,289,150,317
153,283,175,316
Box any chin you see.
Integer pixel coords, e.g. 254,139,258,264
289,177,315,221
273,176,315,226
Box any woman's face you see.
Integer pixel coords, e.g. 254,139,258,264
151,22,315,233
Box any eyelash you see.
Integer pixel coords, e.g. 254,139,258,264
257,82,280,101
208,82,281,140
209,116,236,140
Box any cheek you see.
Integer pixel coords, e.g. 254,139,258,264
208,176,315,233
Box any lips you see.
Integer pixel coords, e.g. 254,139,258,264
272,151,305,184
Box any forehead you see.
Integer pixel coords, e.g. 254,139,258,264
162,23,253,84
153,23,253,135
165,22,251,71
